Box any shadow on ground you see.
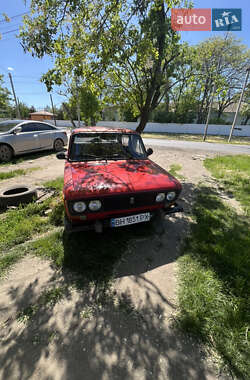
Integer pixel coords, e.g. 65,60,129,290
0,150,56,167
0,182,218,380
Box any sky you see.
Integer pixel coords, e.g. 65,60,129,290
0,0,249,110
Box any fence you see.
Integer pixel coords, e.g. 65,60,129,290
2,118,246,137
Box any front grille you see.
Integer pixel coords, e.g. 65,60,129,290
68,191,158,214
102,192,156,211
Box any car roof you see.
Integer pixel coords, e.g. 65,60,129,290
72,126,137,134
17,120,55,127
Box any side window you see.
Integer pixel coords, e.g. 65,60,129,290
36,124,55,131
21,123,39,133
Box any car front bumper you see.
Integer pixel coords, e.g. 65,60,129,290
64,203,183,233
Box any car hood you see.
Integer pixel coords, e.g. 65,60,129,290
0,132,10,136
64,159,181,199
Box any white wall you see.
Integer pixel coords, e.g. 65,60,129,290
96,121,250,137
45,119,250,137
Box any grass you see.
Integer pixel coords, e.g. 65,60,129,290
17,285,68,323
0,172,154,284
178,159,250,378
204,155,250,215
0,167,40,181
0,200,53,252
142,132,250,145
44,177,64,191
168,164,185,180
29,221,154,282
0,179,66,278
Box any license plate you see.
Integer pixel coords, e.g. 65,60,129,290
110,212,151,228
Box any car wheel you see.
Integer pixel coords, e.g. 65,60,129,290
53,139,64,152
0,144,13,162
0,185,37,208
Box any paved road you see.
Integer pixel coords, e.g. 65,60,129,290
143,138,250,155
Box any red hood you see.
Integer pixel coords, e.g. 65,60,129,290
64,159,181,200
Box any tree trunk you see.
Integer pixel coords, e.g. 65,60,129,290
136,108,150,134
62,103,76,129
243,116,250,125
217,106,223,119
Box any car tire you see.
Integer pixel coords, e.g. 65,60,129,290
0,185,37,208
0,144,13,162
53,139,64,152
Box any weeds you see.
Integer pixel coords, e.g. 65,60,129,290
0,167,40,181
0,199,53,252
178,185,250,378
168,164,185,180
17,285,68,323
44,177,64,191
204,155,250,215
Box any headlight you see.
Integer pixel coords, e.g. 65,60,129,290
166,191,176,201
73,201,86,213
155,193,165,202
89,200,102,211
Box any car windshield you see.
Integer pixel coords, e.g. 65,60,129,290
0,121,23,133
69,132,147,161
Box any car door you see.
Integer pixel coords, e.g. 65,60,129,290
13,123,41,153
35,123,56,150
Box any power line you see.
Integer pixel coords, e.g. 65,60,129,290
0,12,29,23
1,28,19,35
0,23,21,30
0,37,19,42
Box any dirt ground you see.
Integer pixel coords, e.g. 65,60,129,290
0,146,229,380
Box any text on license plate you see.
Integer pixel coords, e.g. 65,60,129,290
110,212,150,228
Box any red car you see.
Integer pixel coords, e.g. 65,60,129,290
57,127,183,233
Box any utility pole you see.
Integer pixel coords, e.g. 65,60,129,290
203,33,229,142
77,96,81,127
50,93,57,126
228,67,250,143
8,72,21,119
203,83,216,141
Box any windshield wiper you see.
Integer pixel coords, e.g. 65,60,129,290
104,153,128,160
70,154,99,161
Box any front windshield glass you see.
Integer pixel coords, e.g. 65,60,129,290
0,121,21,133
69,132,147,161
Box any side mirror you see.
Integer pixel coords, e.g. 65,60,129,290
56,151,67,160
146,148,153,156
13,126,22,134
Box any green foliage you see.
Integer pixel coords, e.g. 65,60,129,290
120,103,138,122
0,199,52,252
0,167,39,181
168,164,184,179
178,186,250,378
44,177,64,191
204,155,250,215
192,35,250,123
14,102,36,119
20,0,187,132
49,201,64,226
69,86,100,125
209,117,230,125
0,75,12,117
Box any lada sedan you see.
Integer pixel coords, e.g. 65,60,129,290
57,127,183,232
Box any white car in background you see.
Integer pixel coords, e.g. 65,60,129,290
0,120,68,162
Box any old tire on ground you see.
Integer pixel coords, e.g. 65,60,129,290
0,185,37,208
0,144,13,162
53,138,64,152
